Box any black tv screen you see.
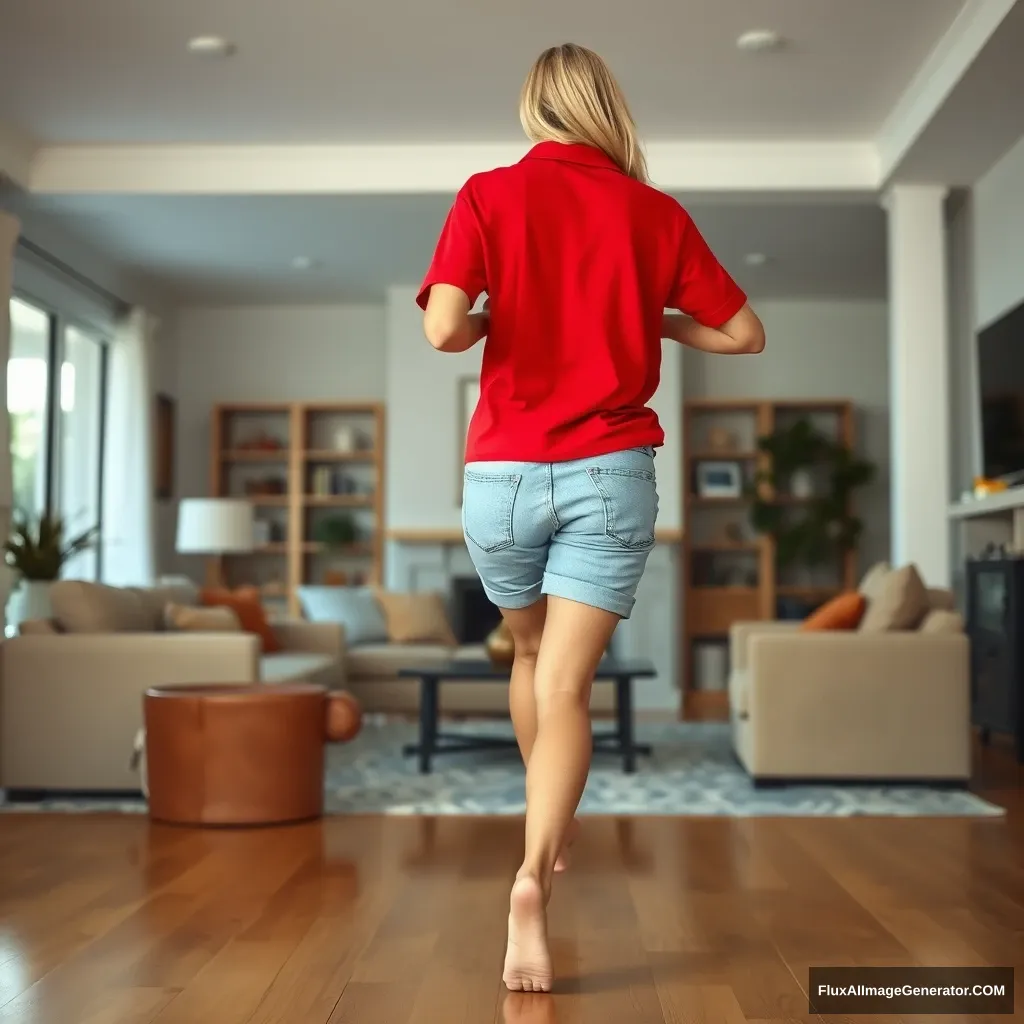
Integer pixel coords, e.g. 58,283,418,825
978,300,1024,481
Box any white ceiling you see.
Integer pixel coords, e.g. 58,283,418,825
0,0,964,144
15,193,886,305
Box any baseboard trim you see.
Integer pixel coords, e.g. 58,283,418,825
750,776,969,789
3,788,145,803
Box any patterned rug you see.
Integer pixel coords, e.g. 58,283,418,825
0,720,1004,818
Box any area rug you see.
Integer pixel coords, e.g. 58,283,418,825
1,721,1004,818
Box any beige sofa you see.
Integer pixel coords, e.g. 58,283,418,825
1,580,345,794
728,566,971,784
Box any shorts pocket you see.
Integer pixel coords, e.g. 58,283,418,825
587,466,658,550
462,470,521,553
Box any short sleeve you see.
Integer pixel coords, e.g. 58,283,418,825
668,211,747,327
416,188,487,310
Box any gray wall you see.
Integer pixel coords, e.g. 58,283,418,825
684,298,891,575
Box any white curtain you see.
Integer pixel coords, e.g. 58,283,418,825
101,307,157,585
0,213,19,616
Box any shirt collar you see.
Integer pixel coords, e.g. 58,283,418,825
522,141,621,172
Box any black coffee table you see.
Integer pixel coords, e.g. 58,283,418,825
398,658,656,774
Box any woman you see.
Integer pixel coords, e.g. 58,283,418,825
418,43,764,992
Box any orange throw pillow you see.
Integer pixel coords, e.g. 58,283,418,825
800,591,866,632
200,586,280,653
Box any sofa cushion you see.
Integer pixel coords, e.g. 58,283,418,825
927,588,956,612
373,590,457,646
201,586,281,653
347,642,457,679
858,562,891,603
260,652,336,684
800,591,866,631
859,564,929,632
132,581,200,630
50,580,152,633
297,585,388,644
165,602,241,632
920,609,964,634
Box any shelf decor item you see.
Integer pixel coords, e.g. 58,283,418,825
695,461,743,499
750,417,875,567
314,514,359,549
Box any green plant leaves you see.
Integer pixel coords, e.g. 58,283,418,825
5,512,99,581
749,418,876,568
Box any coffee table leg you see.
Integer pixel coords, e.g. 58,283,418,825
419,675,439,774
616,675,636,773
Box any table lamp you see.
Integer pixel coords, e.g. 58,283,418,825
176,498,254,586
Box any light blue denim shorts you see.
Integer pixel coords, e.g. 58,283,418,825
462,447,659,619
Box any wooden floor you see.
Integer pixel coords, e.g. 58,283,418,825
1,744,1022,1024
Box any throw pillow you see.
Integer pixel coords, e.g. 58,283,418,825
50,580,152,633
920,609,964,634
19,619,59,635
133,580,202,630
374,590,457,646
200,586,280,653
297,586,388,644
859,564,929,632
800,591,866,631
927,588,956,612
857,562,891,603
165,602,242,632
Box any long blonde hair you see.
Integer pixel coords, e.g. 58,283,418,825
519,44,648,185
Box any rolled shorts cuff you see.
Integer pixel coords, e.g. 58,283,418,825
479,578,544,611
541,571,635,619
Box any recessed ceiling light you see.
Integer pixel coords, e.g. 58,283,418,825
744,252,768,267
736,29,784,53
187,36,236,58
291,256,315,271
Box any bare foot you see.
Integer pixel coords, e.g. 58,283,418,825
553,818,580,874
503,875,553,992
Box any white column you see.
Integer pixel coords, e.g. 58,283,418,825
884,184,951,586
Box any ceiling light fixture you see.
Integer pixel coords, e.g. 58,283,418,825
744,253,768,267
291,256,315,271
736,29,784,53
187,36,236,58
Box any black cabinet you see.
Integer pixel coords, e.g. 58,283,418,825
966,558,1024,761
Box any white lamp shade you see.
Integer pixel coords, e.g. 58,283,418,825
176,498,254,554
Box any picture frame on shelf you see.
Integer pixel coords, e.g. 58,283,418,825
695,460,743,499
155,393,175,500
456,375,480,505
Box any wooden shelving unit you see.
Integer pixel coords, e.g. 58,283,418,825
210,401,385,617
681,398,857,720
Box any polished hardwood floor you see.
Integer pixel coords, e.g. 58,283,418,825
0,743,1022,1023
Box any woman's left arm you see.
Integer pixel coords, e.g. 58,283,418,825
423,284,489,353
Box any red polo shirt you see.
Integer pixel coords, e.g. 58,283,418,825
417,141,746,463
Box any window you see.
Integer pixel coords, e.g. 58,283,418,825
7,296,108,580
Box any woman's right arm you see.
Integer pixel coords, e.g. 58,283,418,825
662,305,765,354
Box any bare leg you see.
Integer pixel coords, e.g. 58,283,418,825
503,596,620,992
501,599,578,873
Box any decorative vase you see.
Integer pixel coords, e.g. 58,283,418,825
485,620,516,666
7,579,54,631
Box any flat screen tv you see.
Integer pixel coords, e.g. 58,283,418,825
978,299,1024,482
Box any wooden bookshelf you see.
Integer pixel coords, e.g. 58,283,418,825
210,401,385,617
681,398,858,720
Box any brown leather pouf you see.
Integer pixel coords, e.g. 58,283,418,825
145,683,332,826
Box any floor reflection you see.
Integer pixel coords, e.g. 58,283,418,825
503,991,558,1024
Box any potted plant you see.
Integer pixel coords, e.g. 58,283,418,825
313,513,360,551
750,418,875,571
5,512,98,626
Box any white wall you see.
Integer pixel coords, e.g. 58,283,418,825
974,133,1024,332
684,299,891,572
161,303,385,569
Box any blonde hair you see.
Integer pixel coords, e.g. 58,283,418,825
519,44,648,184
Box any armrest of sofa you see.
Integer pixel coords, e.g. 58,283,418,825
745,631,970,778
271,620,347,659
729,620,800,672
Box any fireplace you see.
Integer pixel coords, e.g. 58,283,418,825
450,576,502,644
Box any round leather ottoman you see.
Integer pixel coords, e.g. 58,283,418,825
144,683,359,826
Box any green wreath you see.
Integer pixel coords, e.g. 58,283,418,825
749,418,875,567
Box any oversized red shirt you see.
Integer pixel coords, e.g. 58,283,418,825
417,141,746,463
